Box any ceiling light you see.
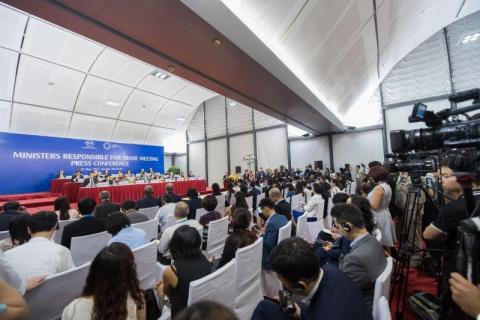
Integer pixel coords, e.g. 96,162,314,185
105,100,119,107
151,70,170,80
462,32,480,44
228,102,237,107
212,38,222,47
48,81,55,86
177,117,186,121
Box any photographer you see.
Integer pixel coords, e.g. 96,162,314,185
251,237,371,320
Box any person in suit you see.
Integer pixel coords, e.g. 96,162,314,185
61,198,106,249
55,169,66,179
269,187,292,221
166,183,182,203
121,200,148,224
258,197,288,298
82,171,98,187
71,170,83,182
184,188,202,220
0,201,25,231
136,185,160,209
251,237,371,320
93,191,120,219
333,203,387,311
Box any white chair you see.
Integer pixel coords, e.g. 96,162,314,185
215,194,226,214
256,193,265,209
0,230,9,241
245,196,253,210
296,213,308,242
139,206,159,220
305,190,312,203
195,225,204,238
53,219,77,244
188,259,236,309
374,229,382,243
234,238,263,320
24,262,91,320
373,257,394,320
70,231,111,266
132,240,160,290
376,296,391,320
195,208,207,222
290,194,303,210
324,197,334,229
205,216,229,257
277,220,292,244
133,219,159,241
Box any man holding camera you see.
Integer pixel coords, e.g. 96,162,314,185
251,237,371,320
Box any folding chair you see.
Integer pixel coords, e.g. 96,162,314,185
70,231,111,266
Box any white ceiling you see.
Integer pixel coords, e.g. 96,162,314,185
182,0,480,127
0,3,218,152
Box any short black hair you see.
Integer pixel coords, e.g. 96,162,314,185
202,195,218,212
170,225,202,260
162,193,174,204
77,198,97,215
259,197,275,210
187,188,198,199
368,161,382,168
175,301,239,320
28,211,58,233
106,212,131,236
312,182,325,195
349,195,375,233
121,200,136,211
3,201,21,211
332,192,349,204
271,237,320,283
331,203,365,228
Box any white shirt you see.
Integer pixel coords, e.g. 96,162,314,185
62,295,138,320
0,250,25,294
157,218,202,257
5,236,75,279
303,194,324,218
155,203,176,232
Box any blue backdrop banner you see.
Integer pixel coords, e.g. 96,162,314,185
0,132,164,195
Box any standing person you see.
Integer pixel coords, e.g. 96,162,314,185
301,183,325,220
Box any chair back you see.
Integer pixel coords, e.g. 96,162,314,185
139,206,159,220
206,216,229,257
296,213,308,241
53,219,77,244
0,230,9,241
188,259,236,309
277,220,292,244
24,262,91,320
290,193,303,211
215,194,225,214
374,229,382,243
325,197,333,228
70,231,111,266
234,238,263,319
245,196,253,210
195,208,208,222
255,193,265,209
132,240,159,290
373,257,394,320
376,296,391,320
133,219,158,241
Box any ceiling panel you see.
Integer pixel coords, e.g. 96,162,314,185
111,120,149,144
89,48,154,86
11,103,71,136
69,113,116,141
0,4,28,51
75,75,131,118
0,47,18,101
144,126,175,146
0,100,11,131
22,18,103,72
119,89,168,124
138,74,188,98
172,85,216,106
153,100,193,127
14,54,85,111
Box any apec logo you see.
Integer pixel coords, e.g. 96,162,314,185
82,140,97,150
102,142,121,150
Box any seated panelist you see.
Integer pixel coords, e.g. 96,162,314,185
71,170,83,182
55,169,66,179
83,171,98,187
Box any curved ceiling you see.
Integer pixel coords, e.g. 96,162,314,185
0,3,217,152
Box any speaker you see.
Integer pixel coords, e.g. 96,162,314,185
235,166,241,174
314,161,323,170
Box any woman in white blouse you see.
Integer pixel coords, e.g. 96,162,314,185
301,183,325,219
54,197,79,220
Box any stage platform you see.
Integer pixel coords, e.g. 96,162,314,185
0,192,61,209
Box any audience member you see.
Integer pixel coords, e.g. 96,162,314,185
258,197,288,298
0,250,44,295
93,191,120,219
107,212,148,249
6,211,75,279
54,196,79,221
199,195,221,227
225,192,249,218
332,203,387,311
176,301,239,320
332,192,349,204
0,280,28,320
166,183,182,203
348,195,376,234
185,188,202,220
0,215,30,252
61,198,106,249
211,183,222,196
251,237,371,320
269,188,292,221
62,243,145,319
158,226,211,317
156,194,176,232
136,185,160,209
301,183,325,219
0,201,25,231
218,208,257,268
121,200,148,224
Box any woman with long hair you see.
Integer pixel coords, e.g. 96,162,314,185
211,183,222,196
62,243,145,320
225,192,249,219
0,215,30,252
54,197,79,220
348,195,376,234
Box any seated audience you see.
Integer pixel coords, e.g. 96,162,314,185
0,201,25,231
6,211,75,278
225,191,249,218
269,188,292,221
258,197,288,298
211,183,223,196
332,192,349,204
166,183,182,203
301,183,325,219
348,195,376,234
185,188,202,220
93,191,120,219
0,250,44,295
54,196,79,220
156,194,176,232
332,203,387,311
159,226,211,318
157,202,202,261
176,301,239,320
0,215,30,252
62,243,145,320
251,237,371,320
107,212,148,249
218,208,257,268
199,195,221,227
61,198,106,249
0,280,28,320
121,200,148,224
136,185,160,209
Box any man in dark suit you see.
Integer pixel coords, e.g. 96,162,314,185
333,203,387,311
136,185,160,209
252,237,371,320
61,198,106,249
93,191,120,219
0,201,25,231
71,170,83,182
184,188,202,220
269,187,292,221
165,183,182,203
82,171,98,187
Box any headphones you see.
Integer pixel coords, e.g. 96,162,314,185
292,282,306,291
342,222,353,232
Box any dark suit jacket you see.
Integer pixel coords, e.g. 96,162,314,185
82,176,98,187
262,213,288,270
71,175,84,182
127,211,149,224
136,196,160,209
340,233,387,311
94,201,120,219
61,216,106,249
167,191,182,203
275,199,292,221
185,198,202,220
0,211,25,231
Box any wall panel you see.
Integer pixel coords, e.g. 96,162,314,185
256,127,288,169
176,155,187,173
229,133,254,174
188,142,206,178
332,129,383,169
290,136,330,170
207,138,228,185
164,155,172,172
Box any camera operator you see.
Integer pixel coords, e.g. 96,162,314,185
251,237,371,320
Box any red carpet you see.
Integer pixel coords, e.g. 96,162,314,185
0,192,59,202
